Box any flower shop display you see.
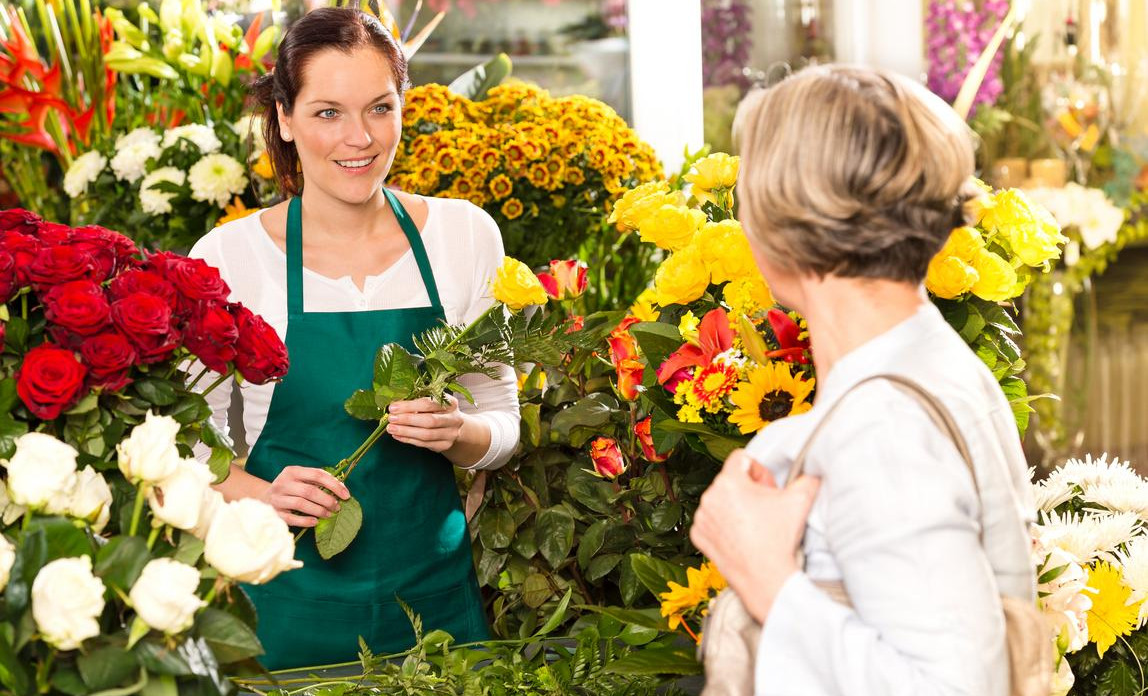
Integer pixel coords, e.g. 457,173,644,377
926,0,1011,113
1032,454,1148,696
0,207,297,691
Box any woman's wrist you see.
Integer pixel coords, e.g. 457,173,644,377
444,412,493,468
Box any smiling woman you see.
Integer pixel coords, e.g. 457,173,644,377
185,7,520,671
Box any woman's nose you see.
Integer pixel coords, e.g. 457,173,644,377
343,117,373,148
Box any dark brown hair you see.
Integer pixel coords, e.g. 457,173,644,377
251,7,410,196
734,65,977,284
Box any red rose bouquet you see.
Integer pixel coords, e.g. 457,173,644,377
0,207,288,472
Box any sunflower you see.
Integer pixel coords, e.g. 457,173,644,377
501,197,525,220
728,362,815,434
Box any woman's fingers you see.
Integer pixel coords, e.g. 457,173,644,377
280,511,319,528
277,495,334,520
285,465,350,500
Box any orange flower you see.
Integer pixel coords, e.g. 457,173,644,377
635,417,669,463
500,198,525,220
615,358,644,401
536,259,588,300
589,437,627,479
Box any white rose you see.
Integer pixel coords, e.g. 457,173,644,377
63,151,107,197
32,556,106,651
129,558,205,634
162,124,221,154
190,487,224,540
117,412,182,484
0,534,14,591
204,499,301,584
188,154,248,208
3,432,78,509
139,166,187,216
68,467,113,533
148,458,213,530
0,485,25,526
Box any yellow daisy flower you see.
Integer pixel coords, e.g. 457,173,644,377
1085,562,1143,658
501,197,525,220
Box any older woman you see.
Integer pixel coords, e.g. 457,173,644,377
690,66,1036,695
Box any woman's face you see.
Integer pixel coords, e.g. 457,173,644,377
277,46,402,205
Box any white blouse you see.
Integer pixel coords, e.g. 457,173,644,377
746,301,1036,695
189,195,520,470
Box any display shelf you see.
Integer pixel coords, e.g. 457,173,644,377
410,52,582,68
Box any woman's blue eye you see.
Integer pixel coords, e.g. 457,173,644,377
373,104,392,113
318,108,337,118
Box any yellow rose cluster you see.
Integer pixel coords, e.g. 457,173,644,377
926,186,1067,302
389,82,663,264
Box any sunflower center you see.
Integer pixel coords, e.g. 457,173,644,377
759,390,795,422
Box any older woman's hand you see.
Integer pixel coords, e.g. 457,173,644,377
386,396,465,452
690,449,821,624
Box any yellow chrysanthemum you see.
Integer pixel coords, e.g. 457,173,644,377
1085,562,1143,658
969,249,1019,302
690,361,741,411
654,246,710,307
676,402,703,424
491,256,548,311
638,204,707,251
489,174,513,200
629,288,661,322
501,197,525,220
723,275,774,320
728,362,815,434
436,148,462,173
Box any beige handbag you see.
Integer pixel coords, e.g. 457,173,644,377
698,374,1051,696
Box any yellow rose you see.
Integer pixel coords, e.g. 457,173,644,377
925,254,978,299
969,249,1019,302
978,189,1067,268
698,220,758,284
654,246,710,307
638,205,706,251
629,288,660,322
685,153,739,192
491,257,548,312
608,180,675,232
942,225,985,260
722,275,774,319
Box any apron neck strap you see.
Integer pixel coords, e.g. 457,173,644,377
284,192,444,316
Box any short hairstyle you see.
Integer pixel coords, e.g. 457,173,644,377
733,65,977,283
251,7,410,196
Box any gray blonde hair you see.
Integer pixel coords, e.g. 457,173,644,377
733,65,977,283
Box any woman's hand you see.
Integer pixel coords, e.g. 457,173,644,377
386,396,466,453
690,449,821,623
260,466,350,528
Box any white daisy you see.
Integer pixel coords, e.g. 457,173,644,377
162,124,222,154
1036,510,1142,564
63,151,107,198
139,167,187,216
188,154,248,208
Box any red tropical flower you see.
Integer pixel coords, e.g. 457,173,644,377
656,308,734,388
765,308,811,364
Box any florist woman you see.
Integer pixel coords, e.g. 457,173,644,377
191,8,519,669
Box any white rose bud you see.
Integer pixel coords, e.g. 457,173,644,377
190,487,224,540
117,412,181,484
0,484,27,526
32,556,106,651
3,433,78,510
68,467,113,533
204,499,302,584
0,535,15,591
129,558,205,634
148,458,213,530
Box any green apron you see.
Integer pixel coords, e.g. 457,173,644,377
243,190,488,671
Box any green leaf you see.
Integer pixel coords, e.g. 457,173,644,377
577,519,609,570
194,608,264,664
603,645,702,676
172,534,205,566
654,419,746,461
51,668,86,696
448,52,513,100
139,674,177,696
586,553,623,582
65,392,99,415
314,495,363,560
550,393,619,439
478,509,515,550
576,604,667,630
1095,658,1138,695
167,393,211,425
977,300,1021,335
521,573,552,608
618,623,660,646
648,502,682,534
629,321,684,370
78,647,139,691
372,344,419,396
1038,563,1070,585
533,588,573,637
94,536,150,591
536,506,575,568
0,629,30,696
565,466,615,515
521,402,542,448
476,547,508,587
133,379,178,406
447,381,475,406
0,413,27,460
629,554,688,598
619,555,643,606
344,390,385,421
133,641,192,676
27,516,93,561
3,317,28,353
0,378,18,413
510,523,537,559
959,303,988,344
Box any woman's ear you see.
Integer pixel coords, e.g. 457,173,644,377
276,102,293,142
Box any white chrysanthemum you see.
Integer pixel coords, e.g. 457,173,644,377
232,114,266,154
188,154,248,208
1033,475,1076,513
63,151,107,197
1116,537,1148,625
111,140,162,183
1054,453,1143,492
1036,510,1142,564
139,167,187,216
162,124,222,154
1081,479,1148,518
116,127,162,151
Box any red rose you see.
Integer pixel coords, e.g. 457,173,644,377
16,343,89,420
42,280,112,337
72,225,139,276
36,222,73,245
80,332,137,391
27,244,99,286
0,231,41,283
634,417,670,463
163,256,230,303
0,208,42,235
233,305,288,383
0,321,6,352
109,269,178,309
111,292,180,363
0,251,16,303
185,304,239,373
588,437,627,479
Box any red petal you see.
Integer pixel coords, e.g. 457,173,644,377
656,344,703,384
697,308,734,361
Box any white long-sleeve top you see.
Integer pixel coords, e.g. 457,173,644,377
188,195,520,470
746,301,1036,696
